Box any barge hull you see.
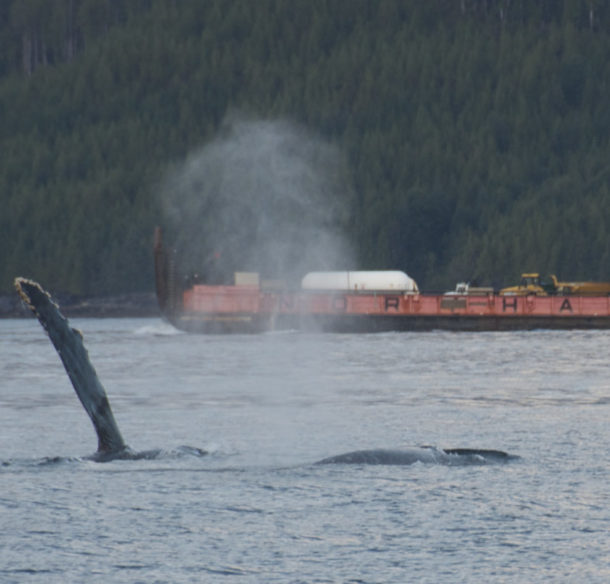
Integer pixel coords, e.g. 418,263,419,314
170,285,610,333
170,311,610,334
154,228,610,333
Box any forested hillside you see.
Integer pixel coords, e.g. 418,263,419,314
1,0,609,295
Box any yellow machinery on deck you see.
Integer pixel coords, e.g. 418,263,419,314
500,273,610,296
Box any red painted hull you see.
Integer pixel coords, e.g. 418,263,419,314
168,284,610,333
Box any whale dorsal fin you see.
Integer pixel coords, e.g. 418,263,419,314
15,277,127,455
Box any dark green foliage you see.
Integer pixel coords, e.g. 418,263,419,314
1,0,609,295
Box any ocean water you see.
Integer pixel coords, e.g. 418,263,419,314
1,318,609,583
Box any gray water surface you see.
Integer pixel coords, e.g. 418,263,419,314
1,319,608,582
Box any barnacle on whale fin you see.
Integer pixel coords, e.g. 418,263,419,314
14,277,64,331
15,277,40,312
15,277,83,340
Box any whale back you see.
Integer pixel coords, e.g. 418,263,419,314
317,447,515,466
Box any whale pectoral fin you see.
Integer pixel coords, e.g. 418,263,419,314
14,277,127,456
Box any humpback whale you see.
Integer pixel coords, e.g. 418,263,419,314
15,277,515,466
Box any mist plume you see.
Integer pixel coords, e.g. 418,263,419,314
159,115,355,286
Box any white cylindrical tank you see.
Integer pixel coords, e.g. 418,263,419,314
301,271,418,292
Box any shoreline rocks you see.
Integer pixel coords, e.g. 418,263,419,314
0,292,160,318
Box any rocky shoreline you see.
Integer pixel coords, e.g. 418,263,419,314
0,291,161,319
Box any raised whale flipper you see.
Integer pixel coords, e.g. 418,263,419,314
15,277,128,457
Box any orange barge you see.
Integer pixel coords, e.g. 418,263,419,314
154,229,610,333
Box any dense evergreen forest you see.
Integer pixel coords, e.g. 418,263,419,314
1,0,609,295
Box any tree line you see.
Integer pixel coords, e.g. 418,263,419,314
1,0,609,295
